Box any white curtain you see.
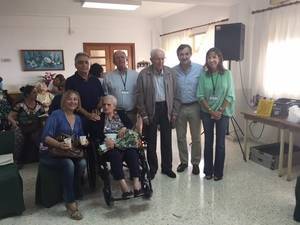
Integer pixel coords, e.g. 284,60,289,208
161,30,193,67
250,4,300,99
161,25,215,67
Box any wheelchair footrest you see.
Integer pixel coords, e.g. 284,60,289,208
111,193,151,202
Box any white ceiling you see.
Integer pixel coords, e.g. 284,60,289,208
0,0,242,18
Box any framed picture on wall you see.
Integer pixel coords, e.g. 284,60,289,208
20,49,64,71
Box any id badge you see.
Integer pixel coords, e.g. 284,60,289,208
121,90,129,95
209,96,218,101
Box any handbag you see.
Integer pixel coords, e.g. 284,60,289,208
48,134,84,159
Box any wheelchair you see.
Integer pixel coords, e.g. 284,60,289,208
92,137,153,206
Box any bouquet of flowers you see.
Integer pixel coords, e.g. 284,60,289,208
97,130,141,154
41,72,56,86
115,130,141,150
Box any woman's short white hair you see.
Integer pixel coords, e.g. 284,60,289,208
103,95,117,107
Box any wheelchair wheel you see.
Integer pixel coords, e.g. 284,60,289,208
143,182,152,199
141,172,153,199
103,187,113,206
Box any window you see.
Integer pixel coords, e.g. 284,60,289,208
162,26,214,67
263,38,300,98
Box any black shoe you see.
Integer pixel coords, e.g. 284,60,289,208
134,189,143,197
204,175,213,180
162,170,176,178
192,165,200,175
150,172,156,180
122,191,133,199
17,163,24,170
214,176,223,181
176,163,188,172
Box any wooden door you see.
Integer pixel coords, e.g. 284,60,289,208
83,43,135,72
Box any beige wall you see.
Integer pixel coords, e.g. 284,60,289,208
0,14,158,92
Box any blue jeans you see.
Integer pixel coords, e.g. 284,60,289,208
201,111,229,178
39,151,86,203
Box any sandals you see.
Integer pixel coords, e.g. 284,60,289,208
66,203,83,220
134,189,143,197
122,191,133,199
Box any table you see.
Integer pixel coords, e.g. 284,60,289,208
241,112,300,181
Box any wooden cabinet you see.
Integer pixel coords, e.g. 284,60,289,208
83,43,135,72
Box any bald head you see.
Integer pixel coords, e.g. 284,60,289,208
113,51,127,72
150,48,165,73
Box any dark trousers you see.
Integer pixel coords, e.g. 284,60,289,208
143,101,172,176
106,148,140,180
39,151,86,203
294,176,300,222
201,111,229,178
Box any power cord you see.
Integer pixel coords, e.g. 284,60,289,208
238,61,256,110
249,121,265,140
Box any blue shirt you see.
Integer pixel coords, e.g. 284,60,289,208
173,62,202,104
103,69,138,111
153,70,166,102
41,109,84,143
65,72,104,112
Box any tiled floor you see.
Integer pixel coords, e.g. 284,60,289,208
1,131,299,225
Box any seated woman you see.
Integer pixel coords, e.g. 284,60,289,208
8,85,45,167
48,74,65,96
48,79,65,115
36,81,54,113
39,90,86,220
91,95,142,198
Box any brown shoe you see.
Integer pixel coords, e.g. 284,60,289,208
66,203,83,220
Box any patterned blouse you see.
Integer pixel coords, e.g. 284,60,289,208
0,91,11,119
104,113,124,134
12,100,45,127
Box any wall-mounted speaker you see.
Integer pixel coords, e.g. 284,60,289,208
214,23,245,61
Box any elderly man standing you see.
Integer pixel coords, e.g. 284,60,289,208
137,48,179,179
173,44,203,175
103,51,138,126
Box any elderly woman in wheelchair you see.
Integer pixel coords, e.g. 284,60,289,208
90,95,152,205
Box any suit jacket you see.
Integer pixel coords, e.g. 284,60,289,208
136,65,179,122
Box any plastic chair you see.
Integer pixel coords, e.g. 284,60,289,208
35,163,63,208
0,130,25,218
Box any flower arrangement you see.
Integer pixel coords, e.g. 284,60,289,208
115,130,141,150
41,72,56,86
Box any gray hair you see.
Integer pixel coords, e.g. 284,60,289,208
102,95,117,107
176,44,192,56
113,50,127,64
74,52,89,63
150,48,165,59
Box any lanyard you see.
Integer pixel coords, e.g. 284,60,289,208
119,71,127,90
211,74,219,95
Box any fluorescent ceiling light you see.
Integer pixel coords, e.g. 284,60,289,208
82,0,141,11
